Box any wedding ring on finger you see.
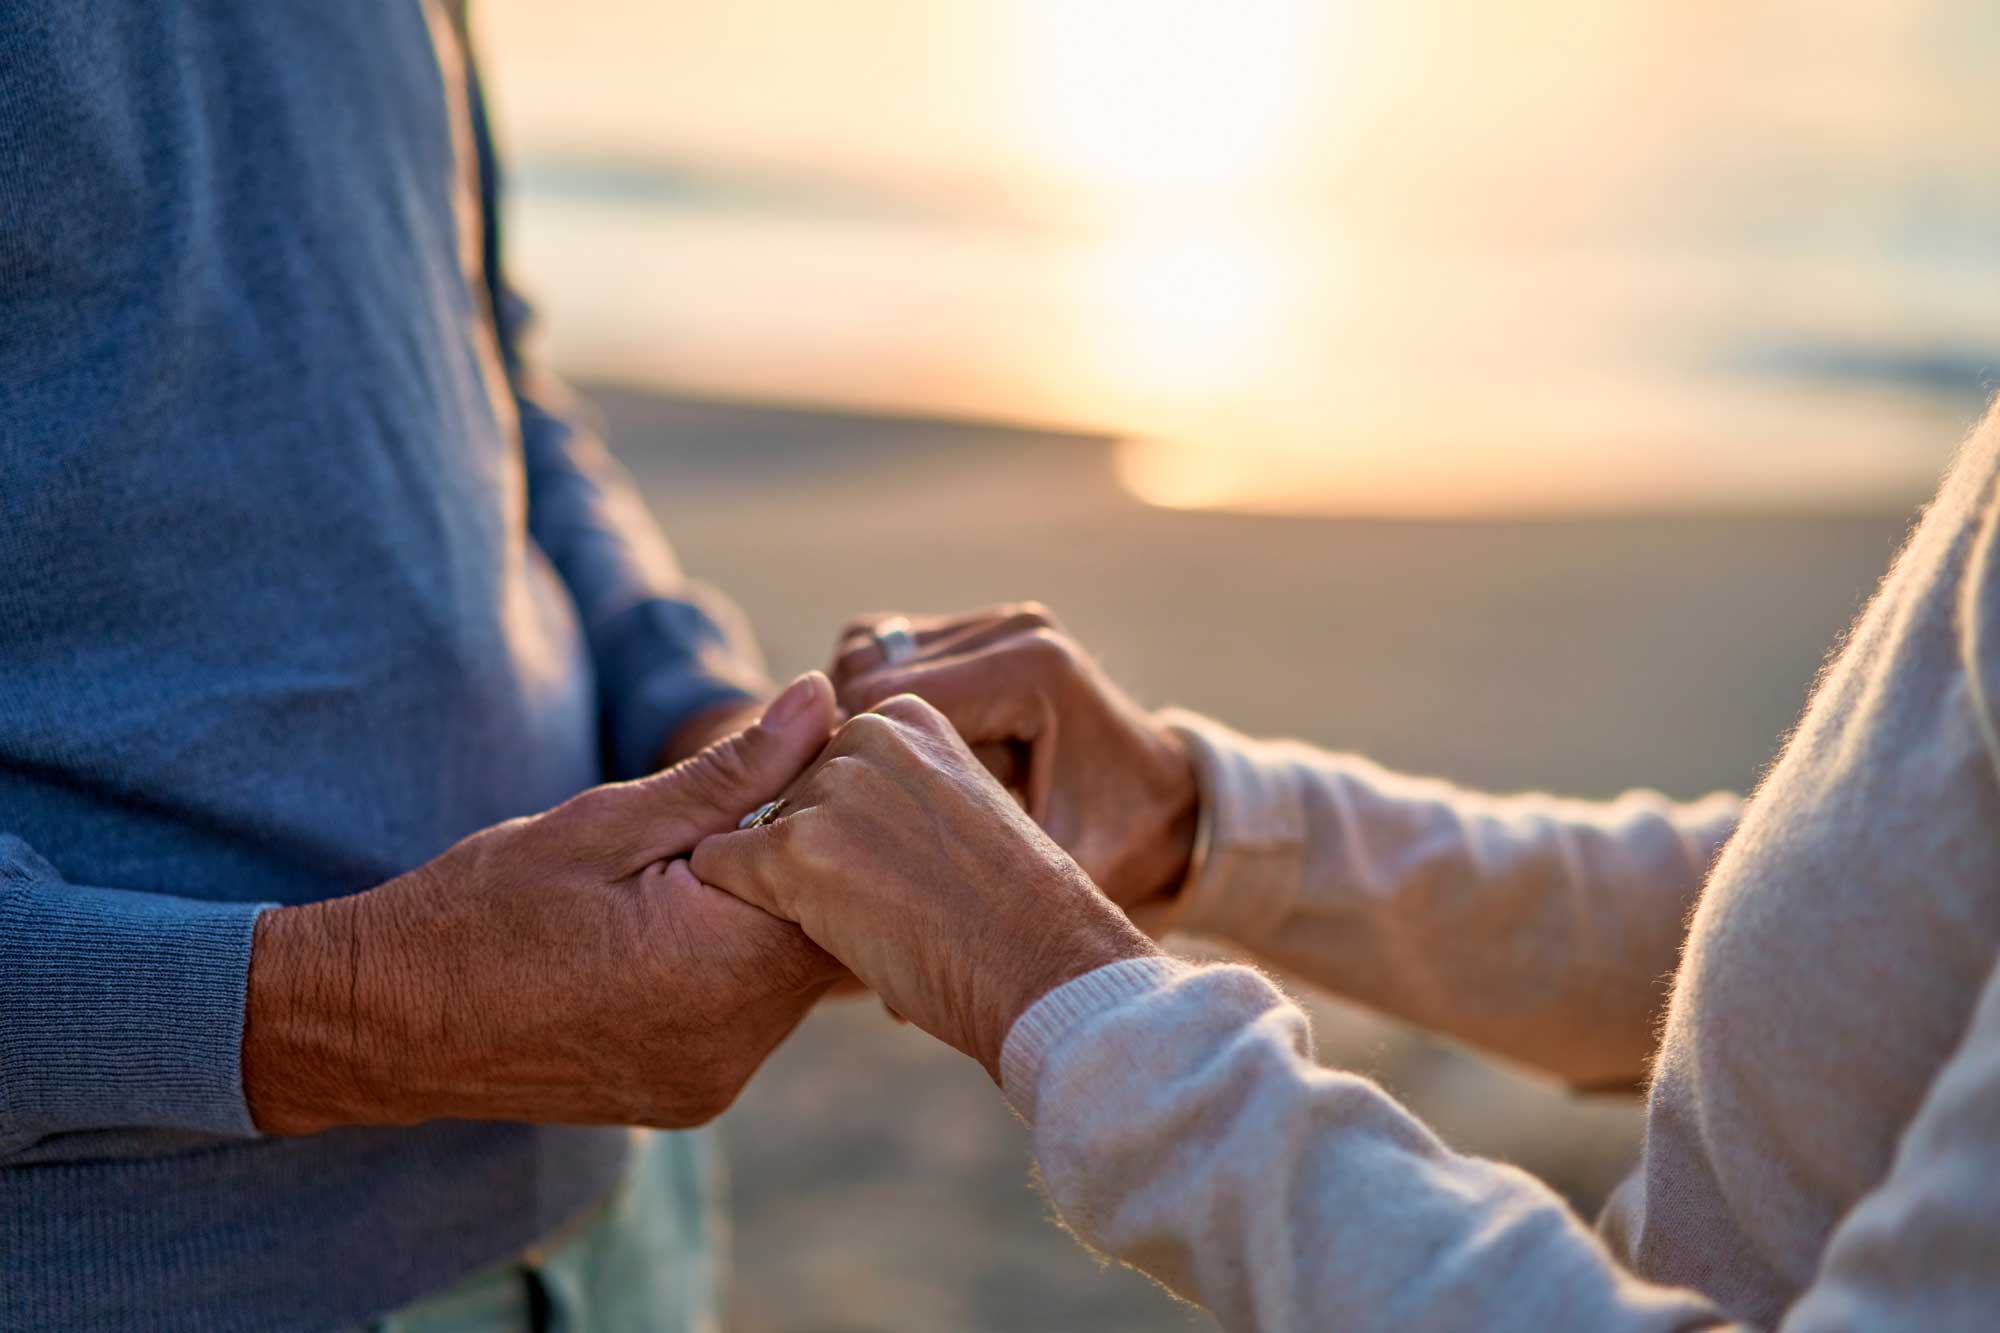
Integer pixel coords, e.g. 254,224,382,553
871,616,918,667
738,797,790,830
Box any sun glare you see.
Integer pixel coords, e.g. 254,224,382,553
1079,229,1290,406
485,0,1978,517
1002,2,1334,469
1006,0,1335,205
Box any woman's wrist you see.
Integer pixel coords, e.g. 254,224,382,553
1107,722,1201,911
973,867,1162,1081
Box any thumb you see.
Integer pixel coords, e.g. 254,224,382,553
628,671,835,860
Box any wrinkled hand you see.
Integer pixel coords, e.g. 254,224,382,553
690,695,1158,1081
244,673,844,1134
829,604,1198,914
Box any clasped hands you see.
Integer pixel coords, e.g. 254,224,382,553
242,604,1195,1134
687,604,1199,1080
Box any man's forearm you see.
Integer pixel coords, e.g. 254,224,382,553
242,887,431,1134
243,868,613,1135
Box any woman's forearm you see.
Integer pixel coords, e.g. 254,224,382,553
1002,958,1735,1333
1160,713,1739,1089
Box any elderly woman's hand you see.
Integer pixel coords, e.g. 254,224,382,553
828,605,1198,916
686,695,1159,1080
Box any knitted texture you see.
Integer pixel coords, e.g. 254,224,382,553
1003,432,2000,1330
0,6,754,1327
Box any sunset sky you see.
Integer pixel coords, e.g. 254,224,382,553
479,0,2000,513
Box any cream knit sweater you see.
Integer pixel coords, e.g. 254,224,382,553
999,427,2000,1331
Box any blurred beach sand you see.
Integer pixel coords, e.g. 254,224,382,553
593,381,1917,1332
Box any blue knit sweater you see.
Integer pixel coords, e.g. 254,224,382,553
0,6,758,1328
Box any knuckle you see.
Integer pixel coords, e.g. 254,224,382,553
537,792,629,866
536,794,593,839
781,806,858,873
834,710,897,751
551,783,619,826
875,693,947,735
788,817,842,874
1021,626,1080,675
1005,600,1060,630
812,753,868,789
791,763,856,825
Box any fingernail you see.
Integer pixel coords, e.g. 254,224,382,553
763,672,823,728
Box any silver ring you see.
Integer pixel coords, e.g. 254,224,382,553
738,797,789,830
872,616,918,666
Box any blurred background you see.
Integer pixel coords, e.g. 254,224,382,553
477,3,2000,1328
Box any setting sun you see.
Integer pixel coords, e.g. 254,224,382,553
480,0,1992,516
1004,0,1337,203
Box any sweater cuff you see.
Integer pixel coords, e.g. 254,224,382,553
594,593,766,779
0,853,269,1144
1000,956,1195,1122
1157,710,1309,941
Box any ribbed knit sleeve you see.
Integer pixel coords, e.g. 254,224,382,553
1002,958,1734,1333
1156,709,1737,1090
0,837,268,1155
1005,954,2000,1333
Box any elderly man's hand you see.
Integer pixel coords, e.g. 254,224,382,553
829,605,1198,917
242,674,844,1134
690,696,1159,1081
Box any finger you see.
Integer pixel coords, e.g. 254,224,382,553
836,608,1064,680
866,690,958,737
835,668,1023,787
652,857,834,974
834,609,919,644
687,819,798,921
859,696,1039,821
830,611,945,682
845,651,1050,750
831,603,1059,684
905,608,1066,673
833,608,1003,652
623,672,836,864
858,662,1058,824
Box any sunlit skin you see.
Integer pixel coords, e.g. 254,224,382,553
690,693,1161,1081
242,677,844,1133
689,602,1208,1079
826,604,1199,918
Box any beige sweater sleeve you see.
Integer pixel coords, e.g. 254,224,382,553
1001,955,2000,1333
1158,713,1739,1088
